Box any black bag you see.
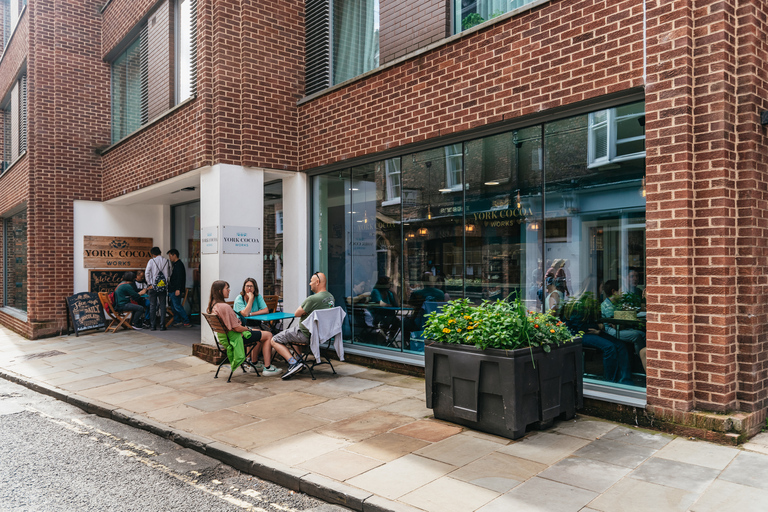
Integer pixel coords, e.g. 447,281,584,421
152,260,168,293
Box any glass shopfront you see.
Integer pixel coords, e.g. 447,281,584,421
312,100,647,393
171,201,200,321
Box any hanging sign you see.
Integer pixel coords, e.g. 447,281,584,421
83,236,153,268
222,225,261,254
201,226,219,254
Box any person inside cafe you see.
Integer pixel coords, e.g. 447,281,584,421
145,246,172,331
370,275,399,339
270,271,335,380
625,269,644,298
207,280,280,376
167,249,192,328
115,271,147,330
601,279,646,372
561,281,633,385
403,272,447,345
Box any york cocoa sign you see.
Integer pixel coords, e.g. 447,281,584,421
84,236,153,268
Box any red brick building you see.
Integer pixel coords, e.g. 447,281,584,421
0,0,766,436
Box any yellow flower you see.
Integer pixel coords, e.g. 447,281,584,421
467,326,474,330
550,329,555,333
456,329,461,333
442,328,451,333
463,315,471,320
448,319,456,324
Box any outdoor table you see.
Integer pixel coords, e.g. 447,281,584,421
246,311,296,334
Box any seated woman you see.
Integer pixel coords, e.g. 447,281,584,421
208,280,281,376
234,278,269,322
601,279,646,372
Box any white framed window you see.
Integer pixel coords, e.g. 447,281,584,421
588,102,646,168
175,0,196,103
382,157,401,205
2,73,26,172
275,209,284,234
444,143,463,191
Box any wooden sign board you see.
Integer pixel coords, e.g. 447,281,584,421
84,236,153,269
89,269,143,294
65,292,106,336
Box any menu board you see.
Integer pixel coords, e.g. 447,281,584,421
65,292,106,336
89,269,142,294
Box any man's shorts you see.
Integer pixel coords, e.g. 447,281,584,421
273,329,309,346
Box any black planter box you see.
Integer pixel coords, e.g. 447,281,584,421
425,340,583,440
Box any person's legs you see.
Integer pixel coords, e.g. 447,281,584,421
120,303,145,328
169,292,191,324
148,289,159,330
158,291,167,329
271,330,309,379
581,333,632,385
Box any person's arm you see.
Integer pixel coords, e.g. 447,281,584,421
233,295,250,317
251,295,268,316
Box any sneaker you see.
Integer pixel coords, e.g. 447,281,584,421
132,325,143,330
253,360,265,371
183,323,193,328
282,361,305,380
262,364,283,376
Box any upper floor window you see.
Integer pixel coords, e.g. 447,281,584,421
444,143,463,192
110,0,197,143
453,0,536,34
587,102,646,168
306,0,379,95
2,73,26,172
2,0,25,49
383,158,401,204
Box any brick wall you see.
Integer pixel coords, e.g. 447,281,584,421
25,0,110,337
101,0,304,200
0,7,28,102
298,0,647,169
101,0,159,58
380,0,447,65
734,0,768,413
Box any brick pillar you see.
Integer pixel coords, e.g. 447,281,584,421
734,0,768,414
644,0,697,413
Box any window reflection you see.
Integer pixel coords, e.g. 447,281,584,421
311,100,646,390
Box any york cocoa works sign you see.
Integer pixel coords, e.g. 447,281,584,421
83,236,154,268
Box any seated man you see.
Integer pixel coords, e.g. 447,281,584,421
601,279,646,372
271,271,335,380
563,291,633,386
114,271,146,330
134,270,152,327
370,276,399,336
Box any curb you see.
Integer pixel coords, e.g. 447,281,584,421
0,368,421,512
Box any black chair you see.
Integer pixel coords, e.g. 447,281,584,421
202,312,261,382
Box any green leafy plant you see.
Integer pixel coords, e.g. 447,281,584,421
489,10,505,18
462,13,485,30
422,298,577,352
616,292,642,312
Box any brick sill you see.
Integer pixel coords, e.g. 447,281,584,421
99,95,197,156
0,306,27,323
1,150,26,177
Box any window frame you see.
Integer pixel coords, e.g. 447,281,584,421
382,157,401,205
587,105,646,168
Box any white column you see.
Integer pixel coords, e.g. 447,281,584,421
200,163,264,344
281,172,309,314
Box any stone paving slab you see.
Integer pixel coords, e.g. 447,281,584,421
1,326,768,512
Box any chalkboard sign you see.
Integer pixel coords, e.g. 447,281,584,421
89,269,142,294
66,292,106,336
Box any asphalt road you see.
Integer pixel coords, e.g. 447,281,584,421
0,378,345,512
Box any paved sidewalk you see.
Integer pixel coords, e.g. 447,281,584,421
1,326,768,512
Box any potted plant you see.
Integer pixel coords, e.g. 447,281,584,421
422,298,582,440
614,292,642,320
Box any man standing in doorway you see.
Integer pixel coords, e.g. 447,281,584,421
167,249,192,327
145,247,172,331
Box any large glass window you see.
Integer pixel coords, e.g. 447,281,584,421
263,181,284,297
453,0,536,34
5,209,27,311
171,201,200,321
176,0,195,103
2,74,27,172
311,100,646,393
2,0,26,48
332,0,379,85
